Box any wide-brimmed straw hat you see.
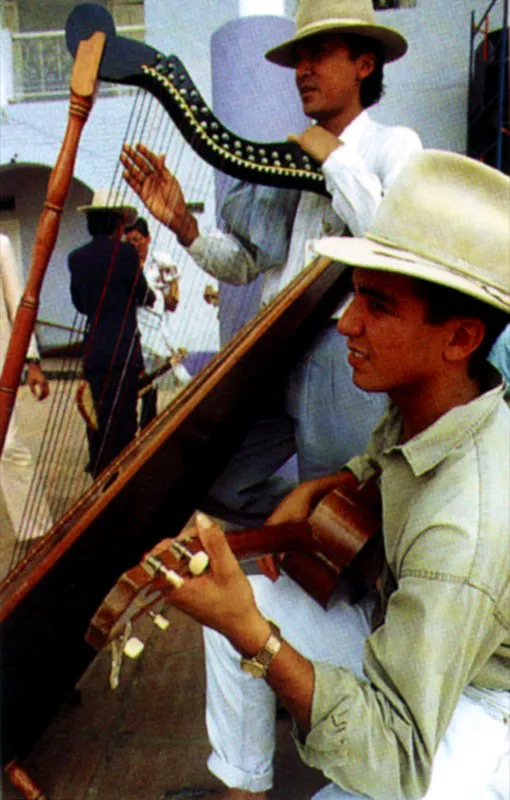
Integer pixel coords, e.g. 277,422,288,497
311,150,510,313
265,0,408,67
77,188,138,227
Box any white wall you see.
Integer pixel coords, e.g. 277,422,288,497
371,0,498,152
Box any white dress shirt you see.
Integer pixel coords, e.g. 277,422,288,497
188,110,422,308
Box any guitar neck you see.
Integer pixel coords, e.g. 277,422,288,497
223,520,310,562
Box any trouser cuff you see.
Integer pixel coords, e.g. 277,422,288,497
207,752,273,793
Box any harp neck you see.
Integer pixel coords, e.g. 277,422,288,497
112,52,328,195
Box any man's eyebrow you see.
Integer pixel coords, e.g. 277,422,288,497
356,285,399,307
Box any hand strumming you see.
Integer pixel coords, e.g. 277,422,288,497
121,143,199,247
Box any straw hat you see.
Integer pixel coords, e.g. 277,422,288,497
311,150,510,313
77,189,138,227
265,0,408,67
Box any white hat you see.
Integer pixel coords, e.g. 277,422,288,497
77,188,138,227
265,0,408,67
312,150,510,313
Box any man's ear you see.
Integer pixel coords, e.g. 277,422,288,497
443,318,486,363
356,52,376,81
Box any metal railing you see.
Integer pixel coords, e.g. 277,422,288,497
10,24,145,101
373,0,416,8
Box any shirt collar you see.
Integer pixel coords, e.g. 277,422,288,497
339,109,371,146
384,366,506,477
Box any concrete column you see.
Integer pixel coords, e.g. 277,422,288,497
211,13,306,343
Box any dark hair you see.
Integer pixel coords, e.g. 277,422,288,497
342,34,385,108
413,278,509,378
86,210,124,237
125,217,149,238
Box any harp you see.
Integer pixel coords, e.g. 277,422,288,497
0,3,350,782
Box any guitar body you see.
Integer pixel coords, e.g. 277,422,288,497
86,478,382,651
282,478,382,607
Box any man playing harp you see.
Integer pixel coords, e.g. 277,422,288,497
121,0,422,528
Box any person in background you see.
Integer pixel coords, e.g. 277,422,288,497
489,323,510,396
69,191,155,477
0,233,53,540
125,217,191,429
204,284,220,309
121,0,423,529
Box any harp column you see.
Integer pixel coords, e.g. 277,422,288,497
211,4,308,345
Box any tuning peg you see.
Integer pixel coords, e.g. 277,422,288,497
123,636,145,659
149,610,170,630
170,540,210,576
109,622,144,690
144,554,184,588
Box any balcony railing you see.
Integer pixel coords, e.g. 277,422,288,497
10,25,145,101
374,0,416,7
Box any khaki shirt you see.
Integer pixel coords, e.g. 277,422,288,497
296,370,510,799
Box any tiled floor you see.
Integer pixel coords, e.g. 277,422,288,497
2,601,327,800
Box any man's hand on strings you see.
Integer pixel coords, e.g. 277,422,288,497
257,471,360,581
256,480,320,582
288,125,342,164
27,362,50,401
121,144,199,247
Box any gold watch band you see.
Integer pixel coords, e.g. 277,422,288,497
240,620,282,678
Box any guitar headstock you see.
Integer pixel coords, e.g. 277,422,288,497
85,536,209,651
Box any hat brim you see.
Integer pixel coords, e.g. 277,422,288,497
77,204,138,227
265,21,408,67
311,236,510,313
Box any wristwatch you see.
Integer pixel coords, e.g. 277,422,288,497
240,620,282,678
25,357,40,365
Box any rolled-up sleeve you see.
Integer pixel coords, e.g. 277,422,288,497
187,232,261,285
294,538,507,799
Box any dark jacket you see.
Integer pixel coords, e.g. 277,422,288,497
68,235,155,371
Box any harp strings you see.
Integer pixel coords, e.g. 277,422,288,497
10,72,295,564
8,83,217,560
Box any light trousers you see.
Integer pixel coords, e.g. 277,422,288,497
0,407,52,538
204,575,510,800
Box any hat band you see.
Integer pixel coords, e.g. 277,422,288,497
297,17,376,34
366,232,508,296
